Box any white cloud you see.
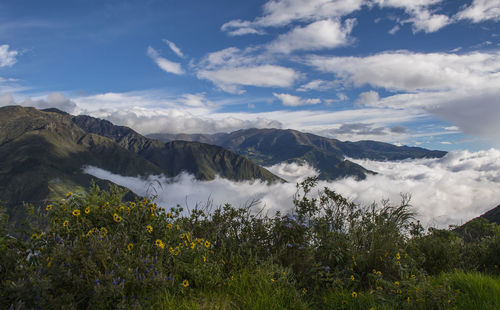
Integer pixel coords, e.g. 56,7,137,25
83,149,500,229
177,93,213,108
197,65,300,94
0,92,77,113
356,91,380,106
296,79,340,92
163,39,185,58
146,46,184,75
221,0,364,35
268,19,355,54
456,0,500,23
307,51,500,92
373,0,451,33
273,93,320,106
0,44,18,67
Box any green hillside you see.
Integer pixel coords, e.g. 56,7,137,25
0,106,280,215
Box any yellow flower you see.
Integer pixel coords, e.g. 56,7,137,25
270,278,275,283
72,209,80,217
174,246,180,256
395,281,400,287
100,227,108,235
411,274,416,280
66,192,73,198
396,252,401,260
46,257,52,267
86,230,93,237
167,223,172,230
167,212,172,218
63,220,69,227
146,225,153,233
30,233,38,240
204,240,210,248
155,239,165,249
376,271,382,276
127,243,133,251
45,204,53,211
301,288,307,294
190,242,195,249
351,291,358,298
203,255,207,263
113,213,122,223
84,207,90,214
350,275,355,281
176,224,180,230
182,280,189,287
181,233,186,239
407,297,411,303
169,247,174,254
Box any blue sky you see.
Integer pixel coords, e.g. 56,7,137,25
1,0,499,151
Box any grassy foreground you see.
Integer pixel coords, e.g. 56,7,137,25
1,178,499,309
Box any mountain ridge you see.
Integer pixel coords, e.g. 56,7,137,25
148,128,447,180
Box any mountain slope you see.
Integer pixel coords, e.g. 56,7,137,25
0,106,280,210
149,128,447,180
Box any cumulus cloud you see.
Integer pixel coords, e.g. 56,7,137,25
273,93,320,106
197,65,300,94
146,46,184,75
162,39,185,58
221,0,364,35
456,0,500,23
307,51,500,92
296,79,340,92
83,149,500,228
373,0,451,33
0,44,18,67
0,92,77,113
267,19,355,53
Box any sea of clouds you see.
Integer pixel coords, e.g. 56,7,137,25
83,149,500,229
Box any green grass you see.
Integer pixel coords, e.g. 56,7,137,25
444,272,500,309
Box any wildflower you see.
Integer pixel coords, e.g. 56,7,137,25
100,227,108,235
127,243,133,251
63,220,69,227
204,240,210,248
174,247,180,256
396,252,401,260
167,223,172,230
190,242,195,249
394,281,400,287
350,275,355,281
46,257,53,267
119,206,125,211
169,247,174,254
182,280,189,287
181,233,185,239
376,271,382,276
66,192,73,198
155,239,165,249
31,233,38,240
203,255,206,263
72,209,81,217
411,274,416,280
45,204,53,211
271,278,275,283
113,213,122,223
84,207,90,214
301,288,307,295
351,292,358,298
146,225,153,233
396,261,401,265
176,224,180,230
167,212,172,218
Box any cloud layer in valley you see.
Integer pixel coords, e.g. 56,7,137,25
83,149,500,229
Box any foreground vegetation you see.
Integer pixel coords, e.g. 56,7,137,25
1,178,499,309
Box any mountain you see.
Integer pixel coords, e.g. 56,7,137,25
148,128,447,180
0,106,280,214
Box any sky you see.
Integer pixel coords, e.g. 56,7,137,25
0,0,499,151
